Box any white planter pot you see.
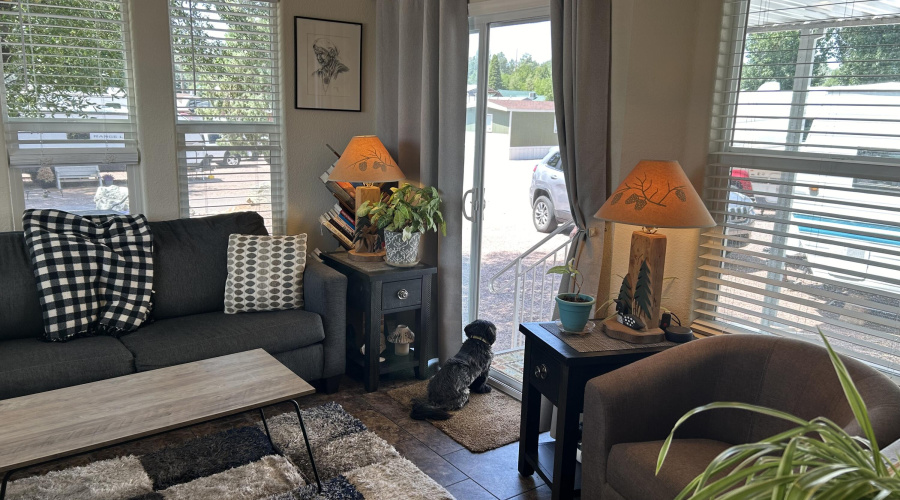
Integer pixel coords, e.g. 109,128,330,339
384,230,422,267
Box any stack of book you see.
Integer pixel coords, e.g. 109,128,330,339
319,202,357,250
318,155,396,250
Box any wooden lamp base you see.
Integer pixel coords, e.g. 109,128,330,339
603,230,668,344
348,248,385,262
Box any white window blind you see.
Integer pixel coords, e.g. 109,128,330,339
698,0,900,375
0,0,138,167
169,0,283,233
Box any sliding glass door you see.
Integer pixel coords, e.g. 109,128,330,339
463,9,572,392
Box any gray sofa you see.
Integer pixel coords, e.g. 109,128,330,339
581,334,900,500
0,212,347,400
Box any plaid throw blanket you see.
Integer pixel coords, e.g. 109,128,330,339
23,210,154,342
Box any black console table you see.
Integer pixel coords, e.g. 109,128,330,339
321,252,437,392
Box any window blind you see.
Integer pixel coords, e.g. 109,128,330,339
0,0,138,167
698,0,900,375
169,0,283,233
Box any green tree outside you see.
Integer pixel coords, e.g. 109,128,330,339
488,54,503,91
740,24,900,91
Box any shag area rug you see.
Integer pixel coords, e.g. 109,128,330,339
386,381,520,453
6,402,453,500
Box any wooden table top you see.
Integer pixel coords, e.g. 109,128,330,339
0,349,314,473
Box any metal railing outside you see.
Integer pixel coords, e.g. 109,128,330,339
489,222,577,348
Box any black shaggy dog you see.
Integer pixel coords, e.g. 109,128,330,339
410,319,496,420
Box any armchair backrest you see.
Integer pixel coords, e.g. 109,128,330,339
688,335,900,447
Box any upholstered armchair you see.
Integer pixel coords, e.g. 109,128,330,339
580,334,900,500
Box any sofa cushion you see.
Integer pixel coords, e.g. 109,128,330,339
225,233,308,314
606,439,730,500
0,232,45,341
0,337,135,400
119,309,326,371
149,212,267,320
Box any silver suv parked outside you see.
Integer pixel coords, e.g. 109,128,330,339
529,147,570,233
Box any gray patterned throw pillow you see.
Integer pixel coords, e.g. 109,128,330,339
224,234,307,314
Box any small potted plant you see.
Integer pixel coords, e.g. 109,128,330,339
102,174,115,186
357,184,446,267
547,259,595,332
35,166,56,189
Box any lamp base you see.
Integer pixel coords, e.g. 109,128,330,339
348,248,386,262
627,231,667,328
355,185,382,218
602,318,665,344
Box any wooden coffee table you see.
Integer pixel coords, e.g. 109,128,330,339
0,349,320,498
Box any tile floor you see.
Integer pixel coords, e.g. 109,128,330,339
11,370,551,500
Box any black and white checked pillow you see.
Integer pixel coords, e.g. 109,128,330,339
22,209,154,342
224,234,307,314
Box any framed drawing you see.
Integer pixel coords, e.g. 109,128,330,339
295,17,362,112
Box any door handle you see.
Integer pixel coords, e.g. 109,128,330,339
462,189,474,221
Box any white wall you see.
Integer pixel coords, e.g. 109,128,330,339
0,0,377,253
606,0,723,323
280,0,377,251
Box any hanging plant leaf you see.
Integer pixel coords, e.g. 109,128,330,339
675,189,686,202
611,191,623,205
634,259,653,320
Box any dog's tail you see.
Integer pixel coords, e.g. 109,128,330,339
410,398,452,421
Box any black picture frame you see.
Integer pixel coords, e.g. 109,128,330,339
294,16,362,112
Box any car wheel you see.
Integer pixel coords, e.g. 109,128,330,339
533,195,558,233
225,153,241,166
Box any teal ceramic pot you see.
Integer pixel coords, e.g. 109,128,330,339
555,294,596,332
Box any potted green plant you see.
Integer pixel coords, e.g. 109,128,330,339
657,331,900,499
357,184,446,267
547,259,595,332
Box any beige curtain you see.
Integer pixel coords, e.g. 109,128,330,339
551,0,613,303
376,0,468,362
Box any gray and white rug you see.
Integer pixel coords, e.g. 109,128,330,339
6,402,453,500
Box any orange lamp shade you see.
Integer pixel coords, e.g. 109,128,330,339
594,160,715,229
328,135,405,184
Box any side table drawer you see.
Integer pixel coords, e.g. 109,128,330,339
529,341,561,406
382,278,422,310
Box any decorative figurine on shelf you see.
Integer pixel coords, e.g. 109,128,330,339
410,319,496,421
387,324,415,355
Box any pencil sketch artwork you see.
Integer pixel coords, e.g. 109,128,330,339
311,37,350,95
295,17,361,111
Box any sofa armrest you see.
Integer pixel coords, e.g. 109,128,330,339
582,341,724,493
304,258,347,379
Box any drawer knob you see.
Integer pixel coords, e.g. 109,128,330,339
397,289,409,300
534,364,548,380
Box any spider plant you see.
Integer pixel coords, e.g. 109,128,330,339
657,331,900,499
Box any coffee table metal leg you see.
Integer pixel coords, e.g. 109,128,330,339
290,400,322,493
1,468,16,500
258,408,277,451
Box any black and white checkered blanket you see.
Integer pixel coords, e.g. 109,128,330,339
23,210,154,342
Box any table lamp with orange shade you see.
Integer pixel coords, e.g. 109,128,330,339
594,160,715,342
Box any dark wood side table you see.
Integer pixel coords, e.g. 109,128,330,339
321,252,437,392
517,322,677,500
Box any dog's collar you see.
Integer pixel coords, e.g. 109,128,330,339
469,335,491,346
